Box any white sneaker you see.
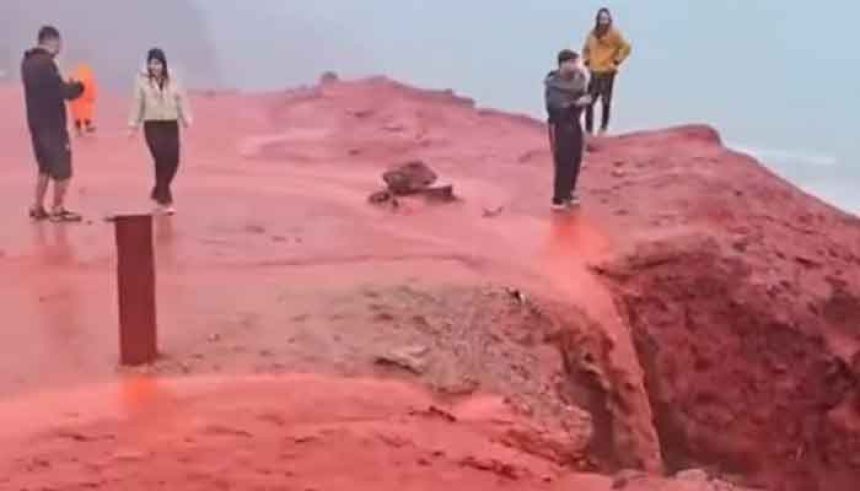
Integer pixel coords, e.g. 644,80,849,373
551,202,568,212
153,204,176,216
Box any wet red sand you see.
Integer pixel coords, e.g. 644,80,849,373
0,77,857,489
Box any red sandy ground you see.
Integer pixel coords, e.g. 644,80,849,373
0,76,857,490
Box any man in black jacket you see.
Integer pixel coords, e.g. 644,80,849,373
22,26,84,222
545,49,591,211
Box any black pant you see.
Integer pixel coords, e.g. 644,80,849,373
144,121,180,205
585,72,616,133
549,120,584,204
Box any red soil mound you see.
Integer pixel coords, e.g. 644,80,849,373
0,76,856,490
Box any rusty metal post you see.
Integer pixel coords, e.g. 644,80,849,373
114,214,157,365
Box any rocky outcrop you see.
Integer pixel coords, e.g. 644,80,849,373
582,127,860,490
369,160,456,206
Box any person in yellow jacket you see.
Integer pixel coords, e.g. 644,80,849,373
70,63,97,135
582,8,631,135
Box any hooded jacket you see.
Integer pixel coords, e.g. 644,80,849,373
128,71,192,127
582,27,632,74
544,68,589,126
21,47,84,133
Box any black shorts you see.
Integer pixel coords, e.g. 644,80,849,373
30,129,72,180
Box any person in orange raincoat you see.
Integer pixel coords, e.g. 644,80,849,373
69,63,97,135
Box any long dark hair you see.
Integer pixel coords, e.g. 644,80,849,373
146,48,170,88
593,8,613,37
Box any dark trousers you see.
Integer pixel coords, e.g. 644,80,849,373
144,121,181,205
549,120,584,204
585,72,616,133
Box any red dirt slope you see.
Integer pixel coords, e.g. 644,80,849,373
0,76,857,490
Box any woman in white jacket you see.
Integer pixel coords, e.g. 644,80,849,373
129,48,191,215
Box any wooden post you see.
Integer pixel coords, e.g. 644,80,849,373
114,214,157,365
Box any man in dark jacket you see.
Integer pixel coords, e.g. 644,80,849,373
545,49,591,211
22,26,84,221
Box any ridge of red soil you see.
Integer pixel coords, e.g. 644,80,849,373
0,76,857,490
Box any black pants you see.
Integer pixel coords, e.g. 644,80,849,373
549,120,584,204
585,72,616,133
144,121,180,205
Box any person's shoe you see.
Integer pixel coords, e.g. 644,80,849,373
49,208,83,223
598,128,609,137
29,207,49,221
154,204,176,216
569,196,582,207
551,201,568,212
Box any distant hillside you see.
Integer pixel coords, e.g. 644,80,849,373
0,0,219,88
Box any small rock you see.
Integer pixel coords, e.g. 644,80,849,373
425,405,457,422
374,312,395,322
505,287,527,304
517,149,545,164
376,432,410,448
383,161,438,195
374,346,430,374
113,450,148,462
436,376,480,396
423,185,456,203
612,469,647,489
383,123,406,133
291,433,319,444
368,190,393,204
459,456,519,480
794,255,822,269
482,206,504,218
319,71,339,84
585,139,605,153
675,468,709,482
612,168,626,178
